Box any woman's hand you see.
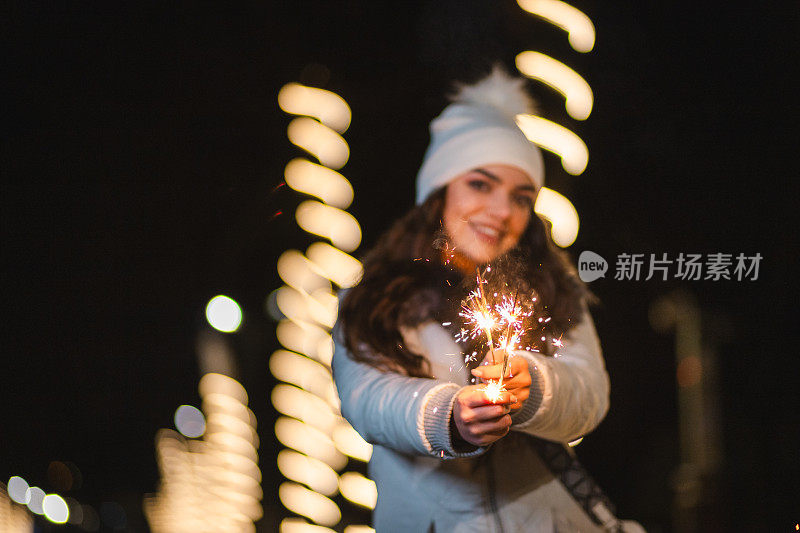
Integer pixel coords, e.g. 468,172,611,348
471,350,532,411
452,386,515,447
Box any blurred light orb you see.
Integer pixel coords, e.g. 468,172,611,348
206,295,243,333
43,494,69,524
174,404,206,438
26,486,46,514
7,476,30,504
65,497,83,524
47,460,74,492
81,504,101,531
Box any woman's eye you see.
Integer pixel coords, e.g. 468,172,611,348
467,180,490,192
513,195,534,208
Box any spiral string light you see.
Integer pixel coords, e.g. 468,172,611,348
515,0,596,248
516,0,596,53
144,368,262,532
274,81,375,533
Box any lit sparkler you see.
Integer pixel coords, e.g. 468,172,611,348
457,268,532,402
482,379,506,403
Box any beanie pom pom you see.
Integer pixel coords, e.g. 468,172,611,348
449,64,537,121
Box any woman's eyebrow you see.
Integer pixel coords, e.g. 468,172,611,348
472,168,501,182
472,168,536,192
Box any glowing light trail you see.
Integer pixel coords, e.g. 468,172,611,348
517,0,595,52
515,51,593,120
516,114,589,175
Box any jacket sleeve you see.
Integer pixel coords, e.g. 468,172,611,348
331,324,487,459
509,307,610,443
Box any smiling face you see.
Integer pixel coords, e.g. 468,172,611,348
442,164,539,270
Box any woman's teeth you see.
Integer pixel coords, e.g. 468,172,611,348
473,224,501,239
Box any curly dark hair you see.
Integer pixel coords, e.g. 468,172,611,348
339,187,592,378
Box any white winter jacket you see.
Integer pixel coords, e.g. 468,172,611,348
333,306,621,532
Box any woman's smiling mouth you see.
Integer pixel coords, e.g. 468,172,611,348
469,222,504,244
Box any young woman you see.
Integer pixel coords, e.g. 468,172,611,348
333,68,642,532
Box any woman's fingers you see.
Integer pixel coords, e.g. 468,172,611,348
471,357,532,409
470,415,512,437
472,356,528,381
461,403,510,423
471,364,508,380
454,387,515,446
457,415,512,445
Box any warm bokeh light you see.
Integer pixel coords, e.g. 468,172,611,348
677,355,703,388
47,461,77,493
202,393,254,429
206,412,259,446
278,83,352,134
278,482,341,527
287,117,350,170
515,51,593,120
516,114,589,175
284,158,354,209
277,450,340,497
568,437,584,447
331,423,372,463
7,476,30,505
517,0,595,52
276,286,338,330
147,366,262,532
338,472,377,510
534,187,580,247
65,497,83,525
205,431,258,462
25,486,45,514
280,517,337,533
274,417,347,470
343,526,376,533
174,404,206,438
205,295,243,333
296,200,362,252
209,449,262,482
277,250,333,295
306,242,363,288
199,372,250,405
80,504,100,531
272,384,339,434
42,493,69,524
276,319,334,365
269,350,339,407
277,80,371,530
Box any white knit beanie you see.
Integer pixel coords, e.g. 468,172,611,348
415,66,544,204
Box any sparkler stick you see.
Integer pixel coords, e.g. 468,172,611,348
458,268,515,402
457,268,536,403
474,268,497,364
498,290,519,380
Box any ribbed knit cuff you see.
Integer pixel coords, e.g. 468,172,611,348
510,354,545,428
417,383,487,459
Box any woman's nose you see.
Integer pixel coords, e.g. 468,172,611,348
487,192,512,221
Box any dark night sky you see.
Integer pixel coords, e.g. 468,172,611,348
2,2,798,532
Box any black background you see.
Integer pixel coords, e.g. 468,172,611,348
3,1,798,531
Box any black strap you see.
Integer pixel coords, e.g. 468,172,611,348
528,437,623,531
